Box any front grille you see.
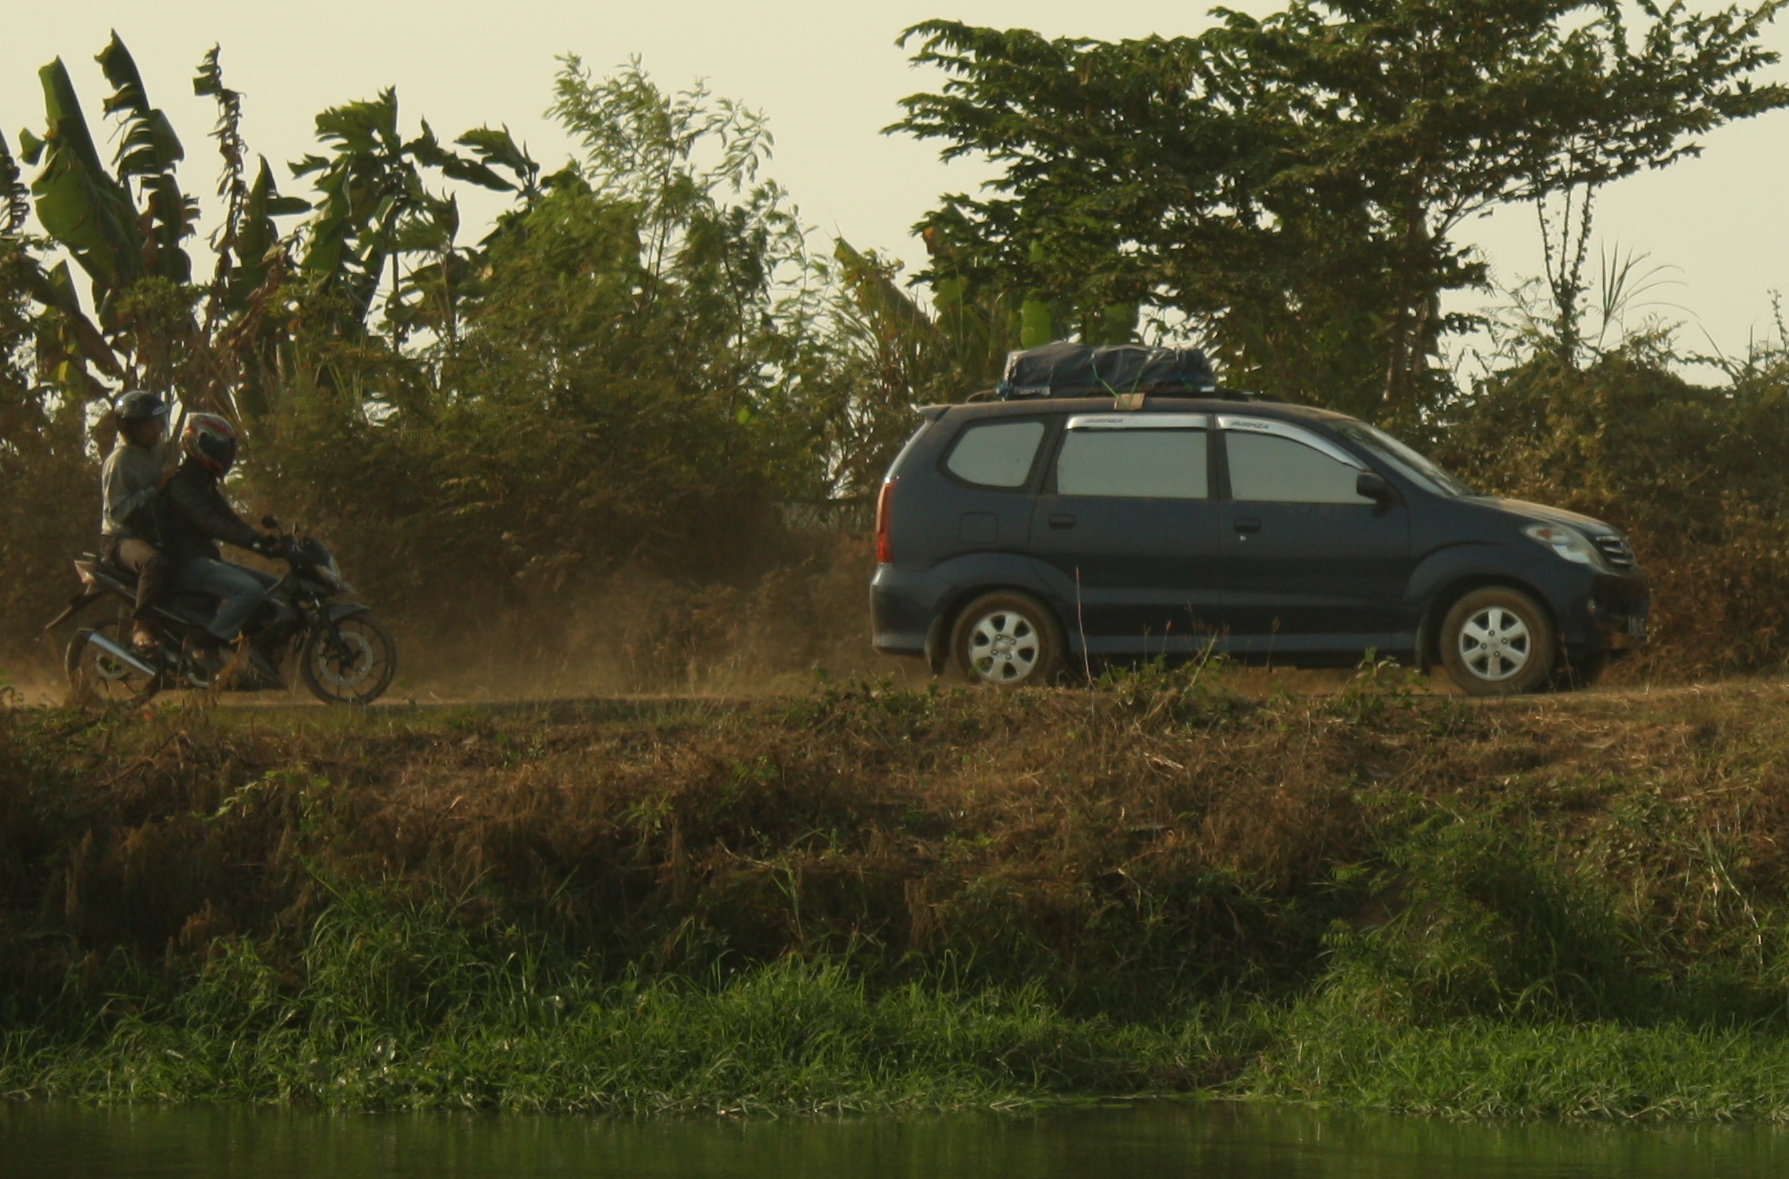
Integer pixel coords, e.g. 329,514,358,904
1593,535,1637,569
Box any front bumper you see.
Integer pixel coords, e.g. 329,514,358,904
1582,571,1651,648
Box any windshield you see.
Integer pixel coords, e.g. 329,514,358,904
1329,421,1475,498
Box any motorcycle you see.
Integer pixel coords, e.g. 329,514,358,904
49,516,398,706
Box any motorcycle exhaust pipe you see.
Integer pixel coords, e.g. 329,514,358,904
85,630,160,678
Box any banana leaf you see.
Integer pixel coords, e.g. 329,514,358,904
97,34,193,283
31,58,142,292
0,132,27,232
25,259,123,378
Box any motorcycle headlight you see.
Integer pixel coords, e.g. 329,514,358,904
1522,522,1602,566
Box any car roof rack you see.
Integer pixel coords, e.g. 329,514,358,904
937,387,1284,411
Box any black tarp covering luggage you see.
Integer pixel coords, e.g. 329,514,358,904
997,341,1216,399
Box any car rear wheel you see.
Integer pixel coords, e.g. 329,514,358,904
950,592,1063,688
1440,586,1555,696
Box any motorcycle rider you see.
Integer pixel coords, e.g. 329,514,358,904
161,413,284,665
99,391,173,651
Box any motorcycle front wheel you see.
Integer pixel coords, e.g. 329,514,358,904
66,621,162,705
299,615,397,705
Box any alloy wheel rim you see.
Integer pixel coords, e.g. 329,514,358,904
967,610,1041,684
1458,606,1532,682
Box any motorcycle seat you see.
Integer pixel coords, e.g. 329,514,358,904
79,554,134,582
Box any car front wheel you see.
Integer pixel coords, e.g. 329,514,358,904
950,592,1063,687
1440,587,1555,696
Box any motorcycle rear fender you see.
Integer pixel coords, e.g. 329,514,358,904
43,588,104,632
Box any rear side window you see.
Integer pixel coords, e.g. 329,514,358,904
1057,429,1209,499
945,420,1046,488
1227,432,1371,503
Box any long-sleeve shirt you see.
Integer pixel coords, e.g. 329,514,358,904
162,460,262,565
100,440,167,538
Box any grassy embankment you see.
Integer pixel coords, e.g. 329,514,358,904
8,667,1789,1117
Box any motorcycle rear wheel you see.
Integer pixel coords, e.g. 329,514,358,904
300,615,397,705
66,619,162,705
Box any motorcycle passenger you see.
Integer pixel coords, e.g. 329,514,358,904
162,413,282,650
99,391,173,652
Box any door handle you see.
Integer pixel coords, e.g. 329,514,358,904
1049,514,1077,529
1233,517,1263,534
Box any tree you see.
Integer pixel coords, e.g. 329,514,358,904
10,37,315,413
894,1,1789,421
291,89,537,351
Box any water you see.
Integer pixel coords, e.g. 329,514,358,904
4,1101,1788,1178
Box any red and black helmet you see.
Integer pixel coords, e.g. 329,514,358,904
181,413,239,476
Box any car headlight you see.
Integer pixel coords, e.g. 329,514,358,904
1522,523,1602,566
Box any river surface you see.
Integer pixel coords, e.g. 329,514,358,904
4,1101,1788,1178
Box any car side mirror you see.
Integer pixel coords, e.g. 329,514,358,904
1356,472,1394,503
261,515,280,529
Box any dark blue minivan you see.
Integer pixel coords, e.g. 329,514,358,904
869,396,1649,695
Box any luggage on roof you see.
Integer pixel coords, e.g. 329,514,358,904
997,341,1216,400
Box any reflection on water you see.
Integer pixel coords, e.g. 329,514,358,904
3,1101,1788,1179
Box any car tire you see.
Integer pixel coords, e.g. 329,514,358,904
1440,586,1555,697
950,592,1063,687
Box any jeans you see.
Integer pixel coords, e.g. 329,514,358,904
178,558,279,641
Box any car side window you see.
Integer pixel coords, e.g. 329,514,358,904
1056,429,1210,499
1226,432,1372,503
945,420,1047,488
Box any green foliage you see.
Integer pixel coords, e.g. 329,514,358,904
246,58,838,615
1322,816,1634,1022
894,1,1789,421
2,889,1216,1112
291,88,526,345
0,133,28,234
0,237,96,645
1327,653,1427,726
1094,653,1245,728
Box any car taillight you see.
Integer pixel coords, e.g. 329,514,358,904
875,478,898,565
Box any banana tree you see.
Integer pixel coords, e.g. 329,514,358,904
19,37,197,389
191,47,310,416
292,90,536,347
12,35,310,414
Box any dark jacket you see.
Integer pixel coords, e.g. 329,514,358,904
161,460,261,566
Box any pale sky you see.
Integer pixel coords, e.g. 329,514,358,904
6,1,1789,371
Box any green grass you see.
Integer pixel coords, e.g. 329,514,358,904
0,891,1238,1113
1251,1011,1789,1120
11,885,1789,1119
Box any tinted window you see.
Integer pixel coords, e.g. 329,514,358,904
946,420,1046,488
1329,420,1474,497
1056,429,1209,499
1227,432,1370,503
